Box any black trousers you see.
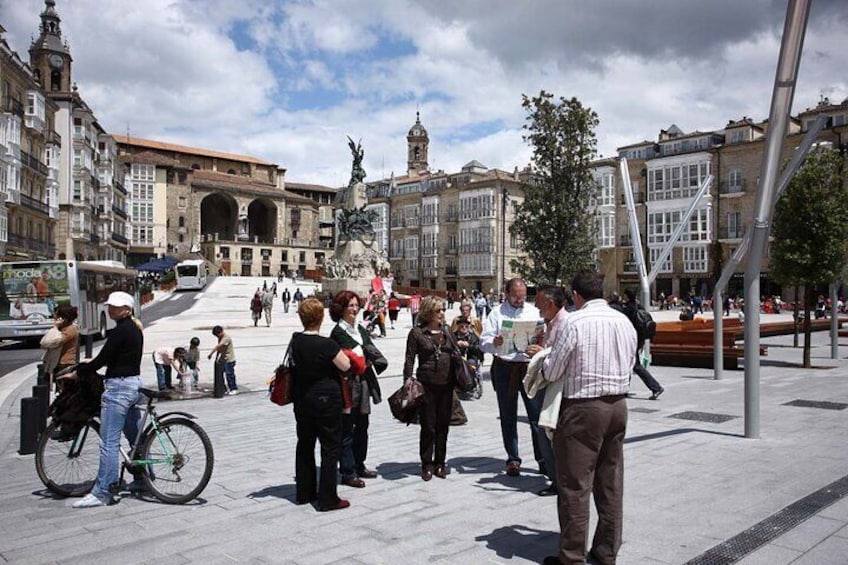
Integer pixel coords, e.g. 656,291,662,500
295,411,342,508
340,411,370,480
420,382,453,467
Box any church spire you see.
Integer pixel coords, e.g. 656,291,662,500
34,0,65,52
407,111,429,177
29,0,73,92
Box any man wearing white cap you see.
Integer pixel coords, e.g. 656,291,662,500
70,291,145,508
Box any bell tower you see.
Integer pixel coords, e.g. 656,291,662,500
29,0,73,92
406,111,429,176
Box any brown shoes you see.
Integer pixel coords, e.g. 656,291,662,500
357,468,378,479
434,464,447,479
506,462,521,476
341,477,366,488
318,499,350,512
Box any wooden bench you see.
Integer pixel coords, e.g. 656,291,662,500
759,318,843,337
651,320,763,370
650,345,766,370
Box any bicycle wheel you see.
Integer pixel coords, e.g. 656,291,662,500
140,417,214,504
35,421,100,497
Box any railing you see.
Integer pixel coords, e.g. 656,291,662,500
719,179,746,194
423,268,439,278
443,212,459,222
111,232,129,245
620,192,645,205
90,233,100,245
420,215,438,225
112,205,128,219
445,266,458,276
459,243,494,253
443,246,457,254
6,233,51,255
404,217,420,228
720,226,746,240
2,97,24,116
19,150,49,176
21,193,50,215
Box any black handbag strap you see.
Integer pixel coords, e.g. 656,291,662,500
282,332,300,368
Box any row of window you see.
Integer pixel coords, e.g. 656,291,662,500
647,161,711,201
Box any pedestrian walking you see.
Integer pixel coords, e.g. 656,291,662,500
409,292,421,328
622,288,663,400
387,292,400,329
261,288,275,327
282,287,292,313
250,290,262,326
185,337,201,390
541,270,636,565
208,325,238,395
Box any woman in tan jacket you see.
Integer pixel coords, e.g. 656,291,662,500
40,304,79,391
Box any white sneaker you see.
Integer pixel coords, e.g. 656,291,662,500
227,389,239,396
73,493,106,508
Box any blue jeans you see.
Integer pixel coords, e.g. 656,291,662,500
91,376,142,502
491,359,542,466
223,361,237,391
154,360,172,391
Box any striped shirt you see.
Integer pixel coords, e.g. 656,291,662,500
543,298,637,399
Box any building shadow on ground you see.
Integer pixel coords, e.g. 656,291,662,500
475,524,558,562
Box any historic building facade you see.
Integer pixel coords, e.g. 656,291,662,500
114,135,332,277
0,22,60,262
593,96,848,300
366,115,527,292
25,0,129,263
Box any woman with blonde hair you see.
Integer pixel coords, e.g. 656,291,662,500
403,295,455,481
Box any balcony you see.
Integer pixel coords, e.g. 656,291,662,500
443,245,457,255
443,211,459,222
445,266,458,277
423,268,439,278
19,150,48,176
619,192,645,205
7,233,51,256
24,114,45,133
720,226,746,240
21,193,50,216
111,232,129,245
459,243,494,254
90,232,100,245
112,205,128,219
2,97,24,117
420,214,438,226
623,261,638,273
719,180,746,195
5,187,21,205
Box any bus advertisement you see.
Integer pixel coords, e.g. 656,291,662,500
175,260,207,290
0,260,137,342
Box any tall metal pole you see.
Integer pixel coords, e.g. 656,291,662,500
831,281,839,360
620,158,652,355
743,0,810,439
501,186,508,291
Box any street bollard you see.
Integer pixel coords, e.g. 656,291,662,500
32,384,49,434
19,397,39,455
213,362,225,398
37,363,48,387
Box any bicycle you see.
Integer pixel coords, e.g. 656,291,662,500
35,387,214,504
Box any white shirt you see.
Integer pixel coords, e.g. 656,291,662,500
543,299,637,399
480,300,542,362
543,307,569,348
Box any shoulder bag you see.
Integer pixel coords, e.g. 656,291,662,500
269,336,296,406
446,329,477,394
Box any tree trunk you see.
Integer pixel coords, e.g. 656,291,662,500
793,286,800,348
803,285,812,368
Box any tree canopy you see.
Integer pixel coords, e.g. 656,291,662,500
510,91,599,284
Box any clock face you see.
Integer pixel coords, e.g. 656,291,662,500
49,54,64,69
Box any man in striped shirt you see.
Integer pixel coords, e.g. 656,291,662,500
541,270,637,565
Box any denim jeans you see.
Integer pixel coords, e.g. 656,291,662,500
91,376,142,502
223,361,237,391
632,352,662,394
154,361,172,391
491,359,542,466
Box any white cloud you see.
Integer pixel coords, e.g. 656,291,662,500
2,0,846,187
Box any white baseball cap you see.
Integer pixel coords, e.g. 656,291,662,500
105,291,135,309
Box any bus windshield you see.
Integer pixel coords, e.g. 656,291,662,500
177,265,198,277
0,262,72,322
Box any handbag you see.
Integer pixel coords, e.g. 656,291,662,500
446,331,476,394
269,339,295,406
388,377,425,425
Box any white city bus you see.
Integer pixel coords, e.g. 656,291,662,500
175,259,207,290
0,260,138,342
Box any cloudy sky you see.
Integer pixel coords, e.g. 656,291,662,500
2,0,846,187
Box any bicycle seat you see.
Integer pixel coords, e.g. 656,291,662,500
139,388,170,399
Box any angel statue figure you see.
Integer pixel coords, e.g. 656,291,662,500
348,136,366,186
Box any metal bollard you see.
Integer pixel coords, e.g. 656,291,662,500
32,385,49,434
19,397,39,455
37,363,48,387
213,362,225,398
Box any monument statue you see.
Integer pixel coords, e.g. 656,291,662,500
324,137,384,282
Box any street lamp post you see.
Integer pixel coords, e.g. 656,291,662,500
500,186,509,292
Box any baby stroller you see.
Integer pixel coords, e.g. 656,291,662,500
457,359,483,401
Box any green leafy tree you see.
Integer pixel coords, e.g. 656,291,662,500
510,92,599,285
771,146,848,367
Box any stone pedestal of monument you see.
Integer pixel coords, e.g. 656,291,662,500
322,277,373,298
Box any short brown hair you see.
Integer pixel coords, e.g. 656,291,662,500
298,297,325,329
329,290,361,322
418,295,445,326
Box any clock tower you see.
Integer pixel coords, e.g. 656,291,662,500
28,0,73,92
406,111,429,177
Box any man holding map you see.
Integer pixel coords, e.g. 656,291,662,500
480,278,544,477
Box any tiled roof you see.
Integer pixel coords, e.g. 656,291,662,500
190,170,316,205
119,150,182,167
113,135,276,166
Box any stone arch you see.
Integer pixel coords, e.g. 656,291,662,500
200,192,238,241
247,198,278,243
